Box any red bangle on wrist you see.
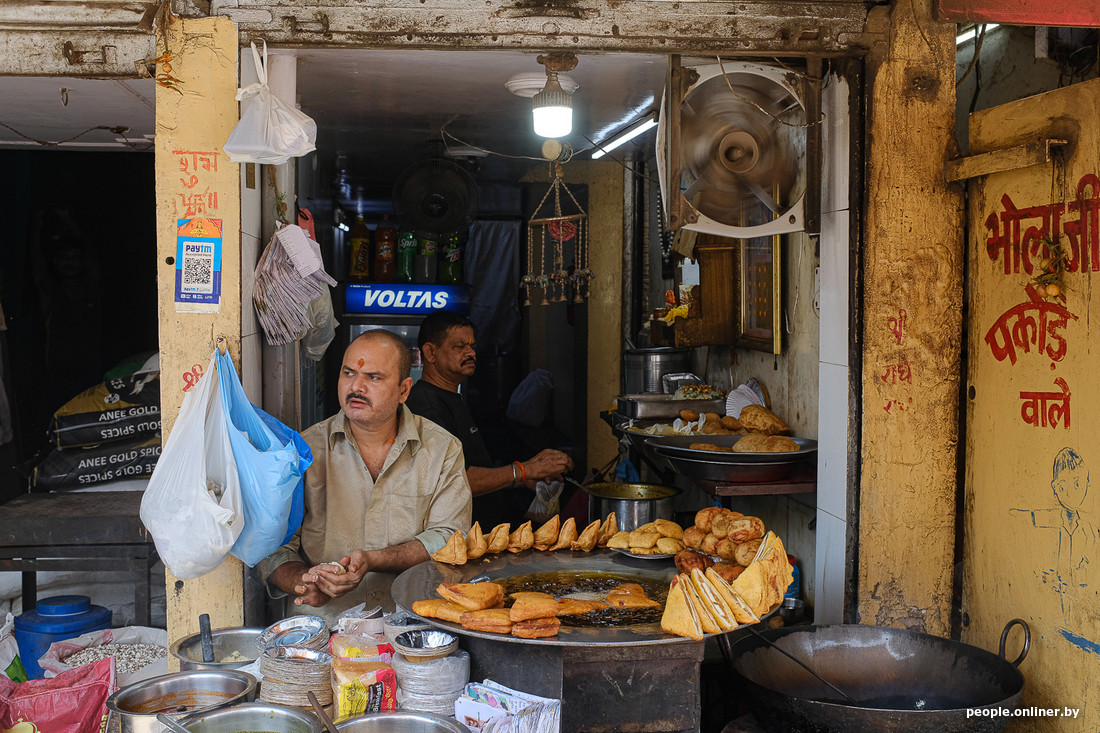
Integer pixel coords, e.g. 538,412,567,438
514,461,526,482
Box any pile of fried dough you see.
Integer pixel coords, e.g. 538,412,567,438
605,518,686,556
412,581,661,640
431,513,619,566
629,404,793,442
661,531,793,641
680,506,767,566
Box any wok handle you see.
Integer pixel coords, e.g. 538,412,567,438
999,618,1030,667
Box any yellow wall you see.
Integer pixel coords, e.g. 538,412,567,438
561,161,624,473
965,78,1100,731
155,15,245,655
858,0,964,634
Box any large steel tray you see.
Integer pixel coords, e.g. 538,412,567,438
392,549,778,647
650,435,817,483
616,394,725,419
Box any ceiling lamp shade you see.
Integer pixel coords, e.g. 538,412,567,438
533,52,578,139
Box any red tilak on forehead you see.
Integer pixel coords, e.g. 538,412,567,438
357,358,365,367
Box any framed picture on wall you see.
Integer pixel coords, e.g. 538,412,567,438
739,233,782,353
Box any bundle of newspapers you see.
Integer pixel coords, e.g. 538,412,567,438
454,680,560,733
253,224,337,345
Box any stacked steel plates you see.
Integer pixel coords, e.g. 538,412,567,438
258,615,328,652
260,646,333,709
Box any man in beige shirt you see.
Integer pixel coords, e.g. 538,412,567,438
261,329,471,620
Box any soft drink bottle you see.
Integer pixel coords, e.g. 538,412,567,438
396,229,417,283
438,231,463,285
373,214,397,283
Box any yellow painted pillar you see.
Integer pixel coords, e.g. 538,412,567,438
154,16,244,655
858,0,964,634
560,161,624,473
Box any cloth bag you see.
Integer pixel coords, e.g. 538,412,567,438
216,349,310,566
140,352,244,580
223,41,317,165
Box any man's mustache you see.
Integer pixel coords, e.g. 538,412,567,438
462,357,476,367
345,392,372,407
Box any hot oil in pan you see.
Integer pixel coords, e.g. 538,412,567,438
499,571,667,628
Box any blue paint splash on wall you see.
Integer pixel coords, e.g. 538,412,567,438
1060,629,1100,655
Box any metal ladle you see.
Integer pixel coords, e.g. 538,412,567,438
308,690,340,733
156,713,192,733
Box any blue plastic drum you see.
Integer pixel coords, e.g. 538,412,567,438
13,595,112,678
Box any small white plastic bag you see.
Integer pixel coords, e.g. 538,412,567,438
223,42,317,165
140,351,244,580
524,481,563,523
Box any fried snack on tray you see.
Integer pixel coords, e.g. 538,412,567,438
508,592,562,622
572,520,601,552
734,538,764,567
732,433,799,453
690,568,739,631
557,599,608,615
607,531,631,549
507,521,534,553
690,442,723,451
674,548,714,575
682,526,706,550
459,608,513,634
412,598,467,624
606,583,661,610
727,516,766,542
679,409,700,421
431,531,467,565
720,415,742,430
549,517,578,551
730,562,770,618
711,562,745,584
486,523,511,554
700,533,720,556
656,537,685,555
737,405,791,435
661,575,703,641
654,519,684,540
512,617,561,639
694,507,724,533
715,538,738,562
436,582,505,611
533,515,561,551
596,512,619,547
466,522,488,560
628,530,660,549
704,567,759,624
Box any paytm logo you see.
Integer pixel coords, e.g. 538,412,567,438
346,284,468,315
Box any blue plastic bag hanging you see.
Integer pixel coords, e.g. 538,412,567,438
254,405,310,545
215,349,310,566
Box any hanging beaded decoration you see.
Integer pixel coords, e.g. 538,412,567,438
524,163,593,306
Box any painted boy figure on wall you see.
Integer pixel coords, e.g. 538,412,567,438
1013,447,1099,609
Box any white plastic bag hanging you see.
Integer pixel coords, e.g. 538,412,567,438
140,351,244,580
223,41,317,165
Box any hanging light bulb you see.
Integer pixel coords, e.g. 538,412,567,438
532,52,578,139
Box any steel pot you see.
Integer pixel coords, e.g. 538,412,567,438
336,711,473,732
583,482,681,531
170,627,263,671
623,348,692,394
106,669,258,733
729,621,1030,733
179,702,323,732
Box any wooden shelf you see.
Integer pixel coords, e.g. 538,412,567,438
698,463,817,497
650,238,738,348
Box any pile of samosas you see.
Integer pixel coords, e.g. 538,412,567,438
431,513,620,566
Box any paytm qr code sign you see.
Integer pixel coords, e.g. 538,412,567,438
174,218,223,312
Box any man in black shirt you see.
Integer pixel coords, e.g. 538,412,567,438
405,310,573,528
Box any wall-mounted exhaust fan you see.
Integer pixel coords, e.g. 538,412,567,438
657,59,810,239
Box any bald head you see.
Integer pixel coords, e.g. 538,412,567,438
349,329,412,380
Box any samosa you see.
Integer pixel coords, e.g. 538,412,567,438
507,521,534,553
548,517,578,551
571,520,601,552
437,581,505,611
660,574,703,641
431,530,467,565
532,515,561,551
596,512,619,547
486,523,511,554
465,521,488,560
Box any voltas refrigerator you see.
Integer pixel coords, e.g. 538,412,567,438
340,282,469,385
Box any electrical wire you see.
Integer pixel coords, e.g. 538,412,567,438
0,121,153,150
715,56,823,128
